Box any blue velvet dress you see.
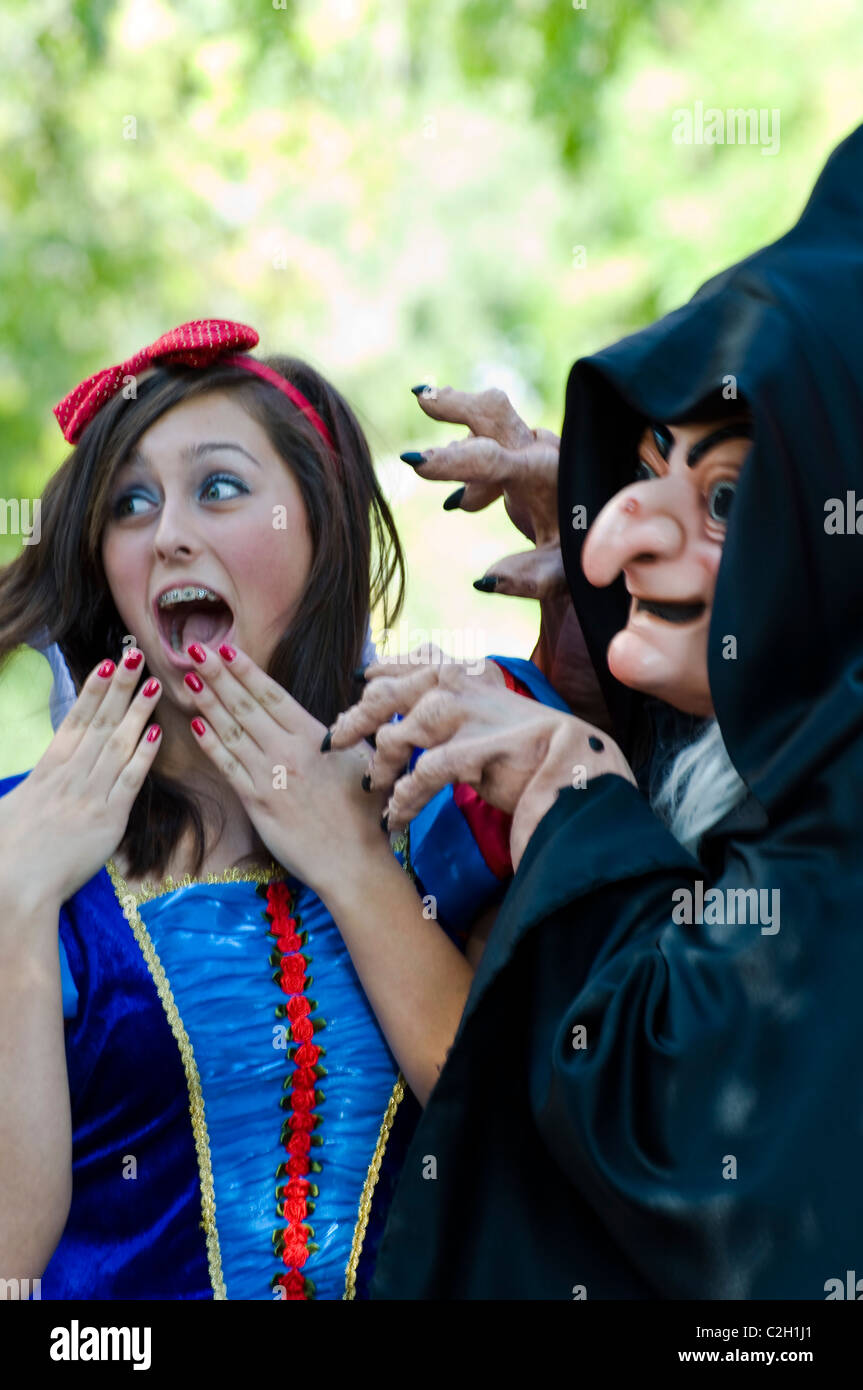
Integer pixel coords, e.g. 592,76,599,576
0,656,568,1299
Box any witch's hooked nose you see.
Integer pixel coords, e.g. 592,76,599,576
582,488,685,587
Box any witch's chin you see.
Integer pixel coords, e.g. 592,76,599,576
607,630,713,717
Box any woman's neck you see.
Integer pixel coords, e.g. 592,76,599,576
116,713,264,890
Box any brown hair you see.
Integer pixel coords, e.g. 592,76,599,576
0,356,405,879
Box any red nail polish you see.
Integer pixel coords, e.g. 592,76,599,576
98,660,115,678
124,649,143,670
187,643,206,664
184,672,204,693
142,678,160,698
146,725,161,743
218,643,236,662
191,718,206,737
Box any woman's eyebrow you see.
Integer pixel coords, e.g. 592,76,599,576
123,441,263,471
686,423,754,468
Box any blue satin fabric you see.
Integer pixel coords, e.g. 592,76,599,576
134,877,399,1300
0,764,213,1300
1,653,547,1300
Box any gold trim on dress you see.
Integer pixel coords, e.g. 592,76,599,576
343,1075,406,1301
343,823,416,1300
115,860,286,907
110,825,419,1302
105,857,230,1299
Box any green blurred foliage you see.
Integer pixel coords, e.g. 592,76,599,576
0,0,860,769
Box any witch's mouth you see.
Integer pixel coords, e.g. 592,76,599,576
155,586,234,653
634,597,706,625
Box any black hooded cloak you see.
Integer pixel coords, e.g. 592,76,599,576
369,123,863,1300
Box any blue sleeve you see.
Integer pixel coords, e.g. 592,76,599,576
396,657,571,938
487,654,574,712
0,769,78,1020
59,935,79,1020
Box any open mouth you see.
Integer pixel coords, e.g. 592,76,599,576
154,585,234,656
635,597,706,625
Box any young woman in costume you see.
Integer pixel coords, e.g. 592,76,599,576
0,320,567,1299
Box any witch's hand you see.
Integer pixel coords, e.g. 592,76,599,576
405,384,612,731
328,659,635,869
180,643,388,900
0,647,163,912
328,649,507,797
406,384,560,560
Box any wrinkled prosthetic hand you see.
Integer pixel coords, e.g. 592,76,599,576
402,384,611,732
329,652,634,870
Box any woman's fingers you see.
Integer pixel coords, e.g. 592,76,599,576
66,650,152,780
45,656,122,764
205,642,320,741
474,543,570,601
104,713,164,810
87,651,163,791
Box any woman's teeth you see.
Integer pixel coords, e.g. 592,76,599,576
158,586,223,606
157,588,231,654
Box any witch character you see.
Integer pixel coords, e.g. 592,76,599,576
330,124,863,1299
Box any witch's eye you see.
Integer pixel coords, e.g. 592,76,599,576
635,459,658,482
707,479,736,522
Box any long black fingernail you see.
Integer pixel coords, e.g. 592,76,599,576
380,811,390,832
443,486,465,511
351,665,367,681
320,729,333,752
361,773,372,793
588,735,605,752
473,575,498,592
400,451,426,466
411,384,430,396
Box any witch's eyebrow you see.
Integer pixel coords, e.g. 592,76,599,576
122,441,263,472
649,424,673,459
686,422,754,468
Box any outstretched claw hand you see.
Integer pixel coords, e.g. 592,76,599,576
406,385,612,731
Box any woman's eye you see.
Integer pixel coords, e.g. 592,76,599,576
200,473,248,502
111,473,248,517
707,479,736,522
112,492,151,518
635,459,658,482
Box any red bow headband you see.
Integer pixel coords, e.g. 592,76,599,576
53,318,336,451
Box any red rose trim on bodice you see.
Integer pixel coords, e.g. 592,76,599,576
259,878,327,1301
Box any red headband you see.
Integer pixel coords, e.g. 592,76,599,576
53,318,336,451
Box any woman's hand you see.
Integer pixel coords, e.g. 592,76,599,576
328,658,636,869
404,384,612,730
0,647,163,912
179,642,389,901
